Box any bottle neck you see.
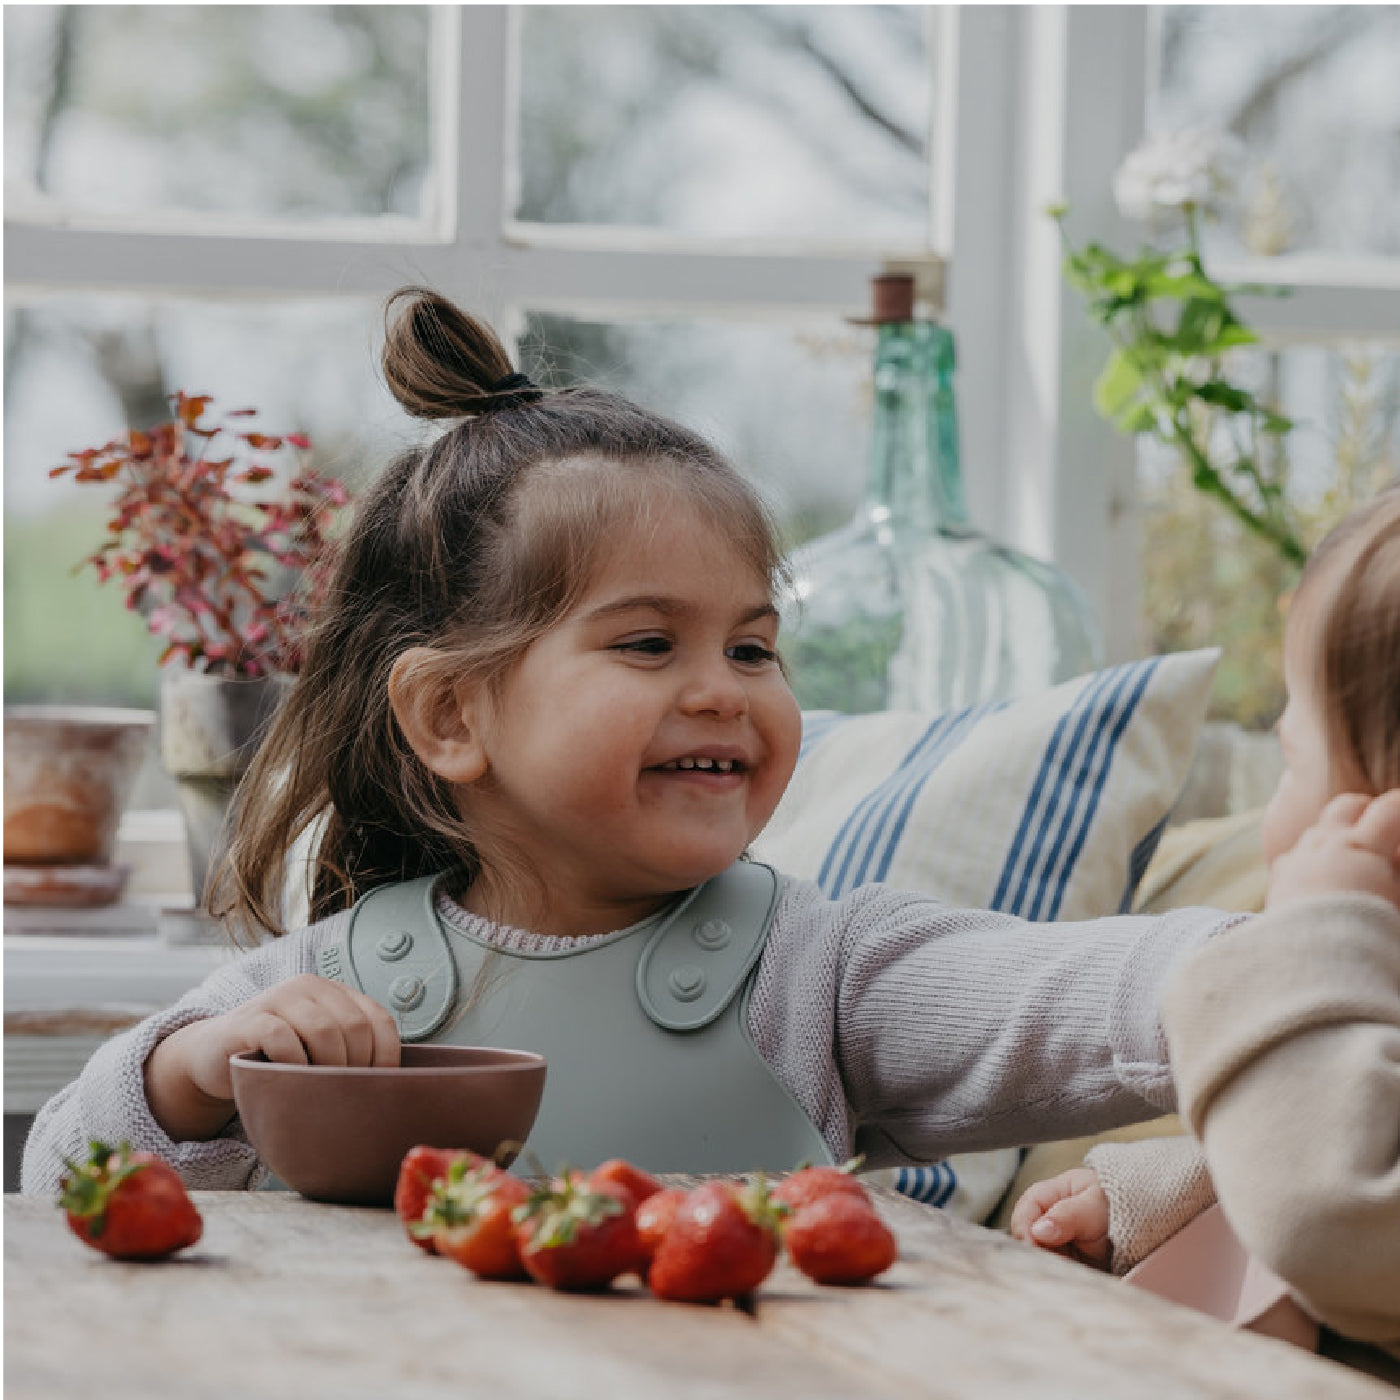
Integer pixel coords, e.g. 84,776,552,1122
864,320,969,529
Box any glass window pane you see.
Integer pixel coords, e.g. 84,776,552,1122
518,312,873,543
1138,340,1400,727
4,295,411,713
4,6,433,224
1153,6,1400,259
516,6,931,244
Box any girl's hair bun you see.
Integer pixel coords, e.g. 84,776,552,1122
381,286,525,421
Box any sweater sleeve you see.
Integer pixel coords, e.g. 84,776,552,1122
1087,1134,1216,1275
19,913,349,1196
748,877,1245,1168
1164,893,1400,1355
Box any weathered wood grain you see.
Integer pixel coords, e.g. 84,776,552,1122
3,1189,1390,1400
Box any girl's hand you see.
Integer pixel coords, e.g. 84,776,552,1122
1266,790,1400,913
1008,1166,1112,1269
145,975,401,1141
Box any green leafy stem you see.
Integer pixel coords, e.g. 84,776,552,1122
1052,204,1307,569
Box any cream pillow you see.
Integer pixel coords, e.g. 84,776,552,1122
752,648,1220,1221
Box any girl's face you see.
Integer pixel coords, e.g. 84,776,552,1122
462,491,802,935
1262,607,1340,866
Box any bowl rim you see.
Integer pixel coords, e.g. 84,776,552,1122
227,1046,546,1076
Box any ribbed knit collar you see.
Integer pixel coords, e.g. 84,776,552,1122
433,888,678,953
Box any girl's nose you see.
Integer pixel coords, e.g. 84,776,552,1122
680,657,749,719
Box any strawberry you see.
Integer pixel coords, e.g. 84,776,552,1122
784,1192,897,1285
635,1186,689,1267
647,1177,782,1304
514,1175,640,1292
418,1159,531,1280
394,1146,487,1254
772,1159,869,1214
58,1139,203,1260
588,1158,662,1210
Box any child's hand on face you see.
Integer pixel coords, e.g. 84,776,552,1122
1265,789,1400,913
1008,1166,1112,1269
145,976,400,1139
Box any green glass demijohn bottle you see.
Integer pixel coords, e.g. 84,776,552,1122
781,273,1103,714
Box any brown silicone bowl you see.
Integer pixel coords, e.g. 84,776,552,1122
229,1044,547,1206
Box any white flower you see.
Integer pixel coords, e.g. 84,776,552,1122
1113,127,1244,224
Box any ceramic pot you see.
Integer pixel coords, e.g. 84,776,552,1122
4,707,156,907
4,706,156,867
160,670,292,903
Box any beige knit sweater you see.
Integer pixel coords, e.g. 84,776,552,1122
1090,894,1400,1359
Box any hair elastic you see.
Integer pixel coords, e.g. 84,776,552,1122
485,371,544,410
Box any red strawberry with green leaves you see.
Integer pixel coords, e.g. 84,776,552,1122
784,1191,897,1285
416,1158,531,1280
772,1158,869,1214
394,1145,488,1253
588,1158,662,1211
514,1174,640,1291
635,1185,689,1267
647,1177,782,1303
58,1139,203,1260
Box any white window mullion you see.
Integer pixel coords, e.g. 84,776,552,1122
937,4,1017,539
998,4,1148,664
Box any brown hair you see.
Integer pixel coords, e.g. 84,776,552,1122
207,288,786,940
1295,484,1400,795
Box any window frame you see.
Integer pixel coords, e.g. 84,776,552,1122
7,3,1400,668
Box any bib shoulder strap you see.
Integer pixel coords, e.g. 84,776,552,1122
319,875,458,1041
636,861,781,1032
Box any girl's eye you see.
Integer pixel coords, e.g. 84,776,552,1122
727,642,778,666
616,636,672,657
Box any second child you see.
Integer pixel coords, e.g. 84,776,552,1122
1011,488,1400,1360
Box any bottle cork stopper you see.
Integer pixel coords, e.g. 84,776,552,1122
869,273,916,325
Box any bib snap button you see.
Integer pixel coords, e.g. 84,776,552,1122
389,975,426,1012
376,930,413,962
668,964,706,1002
693,918,732,951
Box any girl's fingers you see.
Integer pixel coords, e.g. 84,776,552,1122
315,983,401,1067
1318,793,1372,829
248,1012,312,1068
289,990,353,1066
351,989,402,1068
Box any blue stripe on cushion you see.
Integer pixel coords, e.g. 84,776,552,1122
1120,812,1169,913
869,702,1007,886
1032,658,1159,921
818,705,995,898
989,666,1117,914
1041,660,1159,924
817,714,952,896
894,1162,956,1207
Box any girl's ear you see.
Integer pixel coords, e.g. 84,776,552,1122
387,648,489,784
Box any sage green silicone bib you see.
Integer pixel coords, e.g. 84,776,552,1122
317,861,832,1175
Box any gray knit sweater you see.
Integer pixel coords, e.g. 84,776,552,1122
20,874,1238,1194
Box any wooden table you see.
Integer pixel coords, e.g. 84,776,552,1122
4,1189,1392,1399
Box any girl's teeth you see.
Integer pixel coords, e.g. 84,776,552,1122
661,758,735,772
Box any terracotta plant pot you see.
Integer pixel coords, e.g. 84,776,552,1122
4,705,156,874
160,669,291,904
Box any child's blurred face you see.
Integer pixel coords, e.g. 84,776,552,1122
464,486,802,932
1262,605,1339,866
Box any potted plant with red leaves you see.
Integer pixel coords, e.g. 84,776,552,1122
50,392,351,905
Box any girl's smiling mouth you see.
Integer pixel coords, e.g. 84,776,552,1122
654,756,743,773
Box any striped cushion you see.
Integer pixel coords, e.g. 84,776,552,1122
752,648,1220,1221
